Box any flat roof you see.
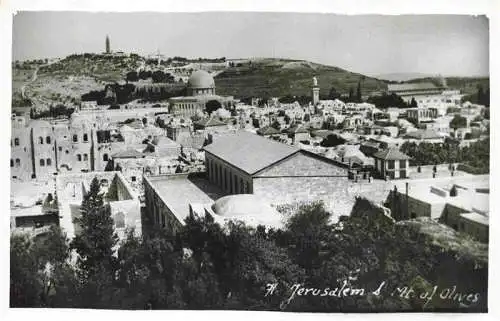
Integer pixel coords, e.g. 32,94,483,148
460,212,489,226
396,174,490,209
147,174,227,224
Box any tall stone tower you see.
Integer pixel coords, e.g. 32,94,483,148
105,35,110,54
312,76,320,105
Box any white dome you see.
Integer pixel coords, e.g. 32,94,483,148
211,194,283,228
188,70,215,89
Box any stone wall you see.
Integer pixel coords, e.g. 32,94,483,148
253,176,353,218
143,176,184,235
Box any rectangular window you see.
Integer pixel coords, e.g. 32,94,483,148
399,160,406,169
83,154,88,161
388,160,395,169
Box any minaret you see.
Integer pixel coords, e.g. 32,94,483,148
312,76,320,105
105,35,110,54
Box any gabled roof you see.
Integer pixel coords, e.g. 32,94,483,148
203,131,299,175
373,147,410,160
257,126,281,136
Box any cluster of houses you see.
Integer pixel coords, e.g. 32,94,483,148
11,72,489,246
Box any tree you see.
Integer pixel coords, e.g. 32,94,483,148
205,100,222,115
10,234,43,307
348,87,354,102
356,81,362,103
449,115,467,131
70,177,118,277
320,134,346,147
125,71,139,82
270,120,281,130
477,85,484,104
152,70,166,83
283,202,332,271
328,87,340,100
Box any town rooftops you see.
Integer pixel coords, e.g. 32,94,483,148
387,82,444,92
203,130,299,175
403,129,443,140
373,147,410,160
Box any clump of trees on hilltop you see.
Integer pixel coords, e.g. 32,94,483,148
367,93,410,109
10,178,488,311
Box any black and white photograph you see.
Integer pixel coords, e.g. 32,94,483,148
3,0,496,316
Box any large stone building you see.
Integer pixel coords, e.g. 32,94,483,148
168,70,234,117
387,81,463,110
203,131,348,206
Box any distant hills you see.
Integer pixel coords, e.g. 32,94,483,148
13,54,490,104
215,58,388,99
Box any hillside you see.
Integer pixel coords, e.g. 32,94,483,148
13,55,390,108
215,58,388,99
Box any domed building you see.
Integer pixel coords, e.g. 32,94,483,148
188,194,284,230
168,69,234,117
187,70,216,96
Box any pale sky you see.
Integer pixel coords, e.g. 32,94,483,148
12,12,489,77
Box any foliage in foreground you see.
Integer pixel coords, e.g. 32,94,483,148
10,198,488,311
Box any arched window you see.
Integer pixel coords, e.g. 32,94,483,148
73,134,78,142
46,136,51,144
103,154,109,162
14,138,19,146
46,158,52,166
83,133,88,142
39,137,44,144
83,154,88,161
77,154,82,161
16,159,20,167
40,159,45,166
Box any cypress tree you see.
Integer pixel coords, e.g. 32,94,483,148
70,177,118,277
